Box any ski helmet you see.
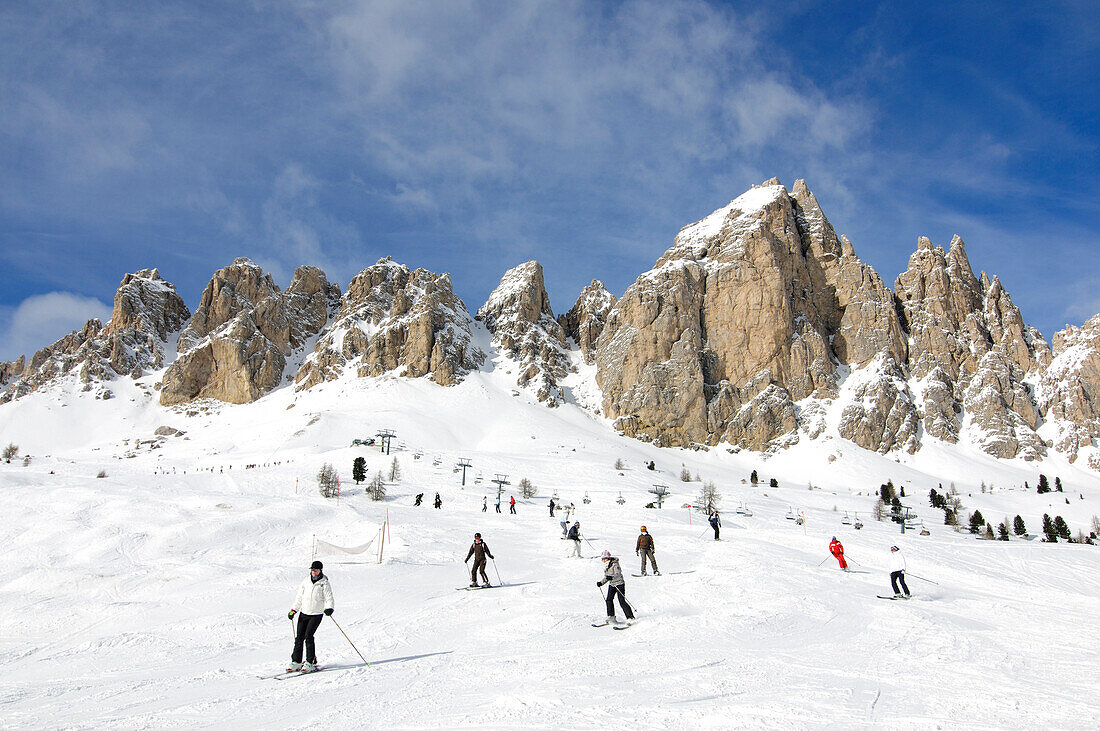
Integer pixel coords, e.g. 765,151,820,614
640,526,647,531
474,533,481,538
832,536,837,541
600,550,611,560
890,545,899,551
310,560,323,571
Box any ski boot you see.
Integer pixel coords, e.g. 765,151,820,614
286,661,303,672
469,582,478,588
481,582,491,588
654,571,661,576
641,571,647,576
301,662,317,673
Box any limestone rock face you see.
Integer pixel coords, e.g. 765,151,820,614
1039,314,1100,462
894,237,1050,459
595,179,904,450
295,258,483,390
1,270,189,402
161,260,339,406
559,280,616,365
838,354,920,454
478,261,570,404
0,356,25,387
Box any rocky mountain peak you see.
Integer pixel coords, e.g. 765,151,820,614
560,280,616,365
295,258,483,391
1039,313,1100,464
478,261,569,404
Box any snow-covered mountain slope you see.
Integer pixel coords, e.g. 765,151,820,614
0,364,1097,728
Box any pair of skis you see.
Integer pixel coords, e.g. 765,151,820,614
591,620,635,631
259,662,370,680
876,595,912,601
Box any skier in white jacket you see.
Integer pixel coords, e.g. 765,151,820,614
287,560,335,672
888,546,911,599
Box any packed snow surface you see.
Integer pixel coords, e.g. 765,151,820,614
1,366,1098,729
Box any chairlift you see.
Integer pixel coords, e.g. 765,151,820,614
785,507,797,520
583,491,591,504
853,512,864,530
841,512,852,525
735,502,747,515
795,512,805,526
616,492,626,505
743,505,753,517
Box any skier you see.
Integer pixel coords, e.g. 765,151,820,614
548,498,556,516
636,526,659,575
596,550,635,624
709,510,721,540
434,492,442,509
567,521,583,557
560,514,570,537
495,495,501,513
829,536,849,571
414,493,423,506
482,496,487,513
509,495,516,514
287,560,334,673
889,545,911,598
464,532,495,587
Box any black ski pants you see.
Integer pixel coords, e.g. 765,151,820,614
509,504,516,514
890,570,910,596
711,523,720,540
292,612,324,664
471,557,488,583
605,584,635,619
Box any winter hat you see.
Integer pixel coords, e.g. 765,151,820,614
310,560,323,570
600,550,611,560
890,546,899,552
832,536,837,541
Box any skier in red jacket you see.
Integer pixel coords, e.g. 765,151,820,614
829,536,849,571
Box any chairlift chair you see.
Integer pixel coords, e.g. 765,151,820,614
841,512,852,525
583,491,591,504
785,507,797,520
743,505,753,517
616,492,626,505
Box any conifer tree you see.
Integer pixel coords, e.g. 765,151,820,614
969,510,985,534
997,520,1010,541
1054,516,1071,541
1055,476,1063,492
984,523,995,540
1013,515,1027,536
1037,474,1050,494
1042,514,1057,542
352,456,366,484
750,470,759,485
769,477,779,488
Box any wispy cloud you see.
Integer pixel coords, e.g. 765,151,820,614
0,292,113,362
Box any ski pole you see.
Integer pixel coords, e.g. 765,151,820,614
329,616,369,665
697,526,712,539
491,558,503,586
906,572,939,586
291,616,296,642
817,556,830,567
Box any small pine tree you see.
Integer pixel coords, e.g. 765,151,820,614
614,458,624,470
750,470,758,485
980,481,986,494
900,486,906,497
389,457,401,481
519,477,536,499
366,471,386,501
944,509,957,526
352,456,366,484
1054,516,1071,541
929,488,939,508
880,482,896,503
1013,515,1027,536
969,510,985,534
983,523,995,540
1092,515,1100,535
317,463,339,498
1041,514,1057,542
769,478,779,488
873,498,885,522
2,443,17,462
680,466,692,482
1037,474,1050,494
997,520,1010,541
1055,476,1063,492
698,481,721,511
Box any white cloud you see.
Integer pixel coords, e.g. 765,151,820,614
0,292,112,362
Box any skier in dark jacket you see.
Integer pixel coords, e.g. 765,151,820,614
434,492,442,509
548,498,556,516
709,511,721,540
596,550,635,623
414,493,424,506
567,522,583,557
636,526,659,575
464,533,495,587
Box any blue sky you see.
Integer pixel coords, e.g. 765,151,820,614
1,1,1097,361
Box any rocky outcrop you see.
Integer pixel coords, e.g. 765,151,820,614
838,354,920,454
478,261,570,404
0,356,25,387
595,178,906,450
559,280,616,364
161,260,339,405
894,237,1050,459
1039,314,1100,462
295,258,482,390
1,270,189,403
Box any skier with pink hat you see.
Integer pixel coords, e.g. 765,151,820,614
595,550,635,625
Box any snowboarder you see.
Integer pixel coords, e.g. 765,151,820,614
548,498,556,516
509,495,516,514
709,510,721,540
287,560,334,673
414,493,423,506
482,496,487,513
567,521,583,557
464,533,495,587
434,492,442,509
889,545,911,598
636,526,659,575
596,550,635,623
829,536,848,571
